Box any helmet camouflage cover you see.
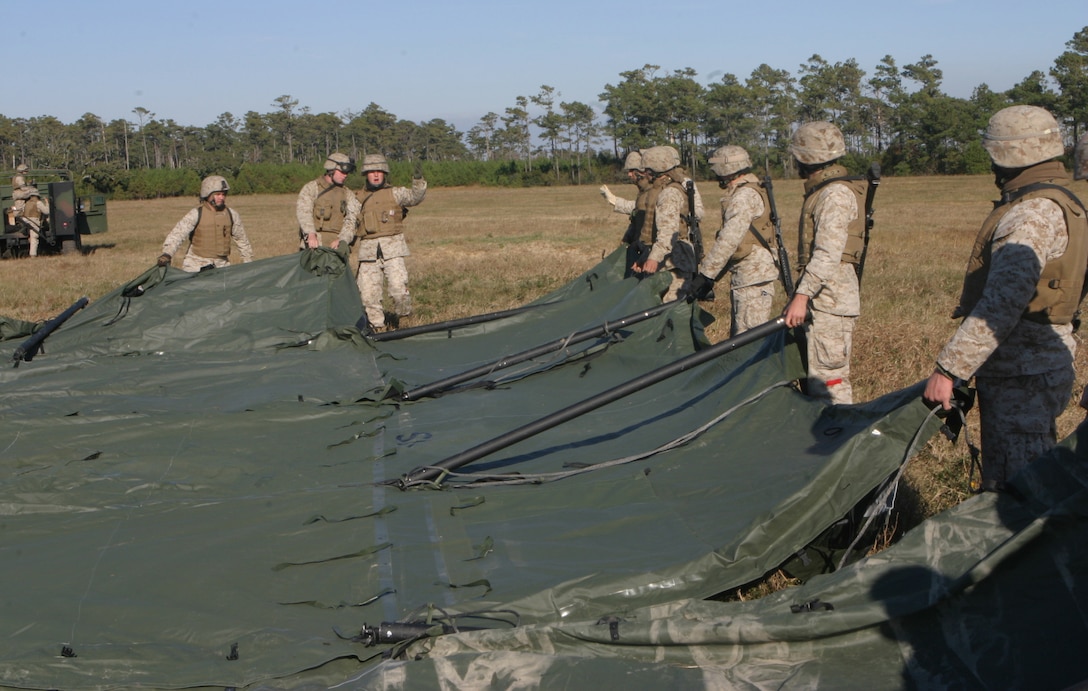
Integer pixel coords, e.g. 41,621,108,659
361,154,390,174
199,175,230,200
790,122,846,165
623,151,643,171
708,145,752,178
641,146,681,174
982,105,1064,169
324,152,356,174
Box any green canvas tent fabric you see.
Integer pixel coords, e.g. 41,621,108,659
0,248,945,689
358,421,1088,691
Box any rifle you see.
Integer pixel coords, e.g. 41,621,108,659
856,162,881,286
685,180,704,264
762,175,795,298
12,296,89,366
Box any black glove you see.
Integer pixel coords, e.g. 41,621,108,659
413,162,424,180
688,273,715,301
156,253,171,267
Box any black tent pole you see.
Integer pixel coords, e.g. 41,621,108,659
391,316,790,488
12,296,89,366
398,300,678,401
369,303,551,342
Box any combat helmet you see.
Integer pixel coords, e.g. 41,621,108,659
790,122,846,165
982,105,1064,169
361,154,390,174
324,152,356,174
641,146,681,174
708,145,752,178
199,175,229,200
15,164,28,174
622,151,643,171
1075,132,1088,182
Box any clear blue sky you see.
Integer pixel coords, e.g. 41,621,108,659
9,0,1086,132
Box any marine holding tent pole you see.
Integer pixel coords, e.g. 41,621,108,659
398,300,678,401
393,316,790,488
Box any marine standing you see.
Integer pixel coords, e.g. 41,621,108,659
783,122,865,405
600,151,653,274
687,146,779,335
924,105,1087,491
158,175,254,271
635,145,704,302
296,153,360,250
354,154,427,331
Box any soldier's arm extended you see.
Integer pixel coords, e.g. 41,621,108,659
393,178,428,207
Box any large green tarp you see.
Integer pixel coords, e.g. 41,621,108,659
361,422,1088,691
0,248,948,689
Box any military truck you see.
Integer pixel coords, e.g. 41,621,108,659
1,168,108,257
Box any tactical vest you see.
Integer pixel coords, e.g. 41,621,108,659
190,202,234,259
729,175,775,263
357,185,403,239
956,161,1088,325
625,178,653,246
21,197,41,220
797,164,867,268
312,177,351,233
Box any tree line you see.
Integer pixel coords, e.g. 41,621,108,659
3,27,1086,199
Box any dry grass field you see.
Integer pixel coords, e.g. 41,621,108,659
4,176,1087,533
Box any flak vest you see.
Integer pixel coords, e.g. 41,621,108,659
729,176,775,264
956,161,1088,326
312,178,352,233
21,197,42,221
623,178,654,246
190,202,234,259
797,164,867,270
357,185,403,239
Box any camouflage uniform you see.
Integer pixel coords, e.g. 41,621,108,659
937,174,1080,490
10,163,28,190
927,106,1087,491
785,123,864,405
295,177,360,250
646,178,705,302
636,147,705,302
162,200,254,272
699,174,778,335
355,177,427,329
10,186,49,257
795,181,861,404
